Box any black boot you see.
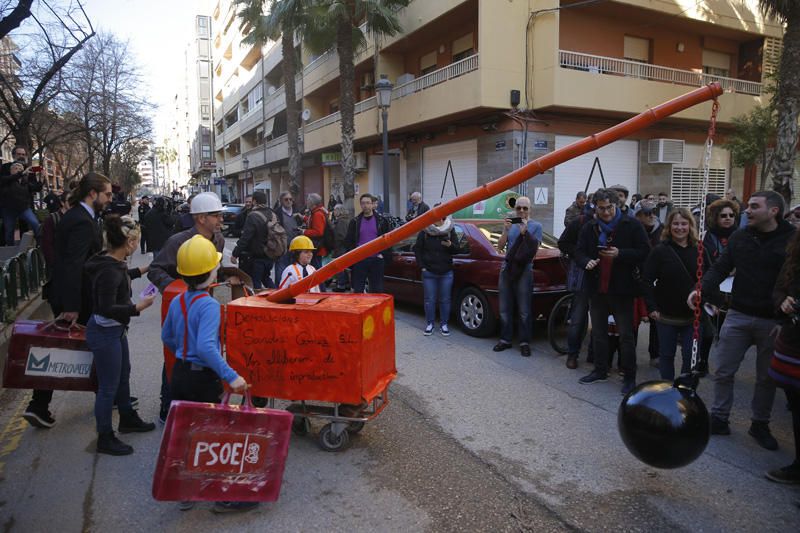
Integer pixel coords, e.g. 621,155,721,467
97,431,133,456
118,410,156,434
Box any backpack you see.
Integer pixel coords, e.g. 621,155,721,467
252,209,287,259
321,218,336,252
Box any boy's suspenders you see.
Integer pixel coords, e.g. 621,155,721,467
179,292,209,361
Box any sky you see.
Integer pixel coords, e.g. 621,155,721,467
80,0,208,142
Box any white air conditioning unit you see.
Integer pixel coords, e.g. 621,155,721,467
648,139,684,164
354,152,367,170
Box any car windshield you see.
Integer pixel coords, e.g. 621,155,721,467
475,222,558,249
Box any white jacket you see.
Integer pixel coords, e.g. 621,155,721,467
278,263,321,293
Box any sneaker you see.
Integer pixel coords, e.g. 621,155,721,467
579,371,608,384
748,422,779,451
424,323,434,336
440,324,450,337
97,431,133,456
765,464,800,485
492,341,512,352
113,396,139,410
520,344,531,357
212,501,259,514
178,501,196,511
621,380,636,396
22,407,55,429
158,404,169,425
118,411,156,434
710,416,730,435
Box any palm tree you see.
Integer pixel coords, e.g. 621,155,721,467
236,0,309,199
313,0,409,212
758,0,800,204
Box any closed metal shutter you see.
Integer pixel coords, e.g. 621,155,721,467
422,139,478,205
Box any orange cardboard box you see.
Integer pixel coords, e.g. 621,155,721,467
225,293,396,405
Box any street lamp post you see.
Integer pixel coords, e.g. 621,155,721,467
242,156,250,201
375,74,394,215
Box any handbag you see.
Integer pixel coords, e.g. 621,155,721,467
152,391,293,502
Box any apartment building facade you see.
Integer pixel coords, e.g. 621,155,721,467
210,0,786,234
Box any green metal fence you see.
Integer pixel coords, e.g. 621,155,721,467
0,247,46,322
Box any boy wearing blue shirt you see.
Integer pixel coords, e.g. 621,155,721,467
161,235,253,514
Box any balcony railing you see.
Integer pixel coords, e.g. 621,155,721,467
559,50,763,96
304,96,378,134
392,53,479,100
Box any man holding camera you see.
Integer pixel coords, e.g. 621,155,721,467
689,191,796,450
0,146,43,245
493,196,543,358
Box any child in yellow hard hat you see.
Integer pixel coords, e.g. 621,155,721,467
278,235,320,292
160,235,254,514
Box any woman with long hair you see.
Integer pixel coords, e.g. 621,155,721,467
643,208,702,380
696,199,740,373
84,215,156,455
766,228,800,484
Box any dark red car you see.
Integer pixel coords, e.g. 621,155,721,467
383,220,567,337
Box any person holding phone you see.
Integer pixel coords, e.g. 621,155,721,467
84,215,156,455
414,212,462,336
494,196,543,357
0,159,43,245
574,188,650,394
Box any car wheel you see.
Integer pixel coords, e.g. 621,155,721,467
457,287,496,337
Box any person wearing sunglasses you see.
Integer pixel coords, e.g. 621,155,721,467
494,196,543,357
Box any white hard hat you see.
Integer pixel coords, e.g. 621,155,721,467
190,192,223,214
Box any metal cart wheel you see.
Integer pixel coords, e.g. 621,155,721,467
347,421,365,434
318,423,350,452
292,416,310,436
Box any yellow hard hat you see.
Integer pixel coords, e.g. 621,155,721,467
289,235,315,251
176,235,222,276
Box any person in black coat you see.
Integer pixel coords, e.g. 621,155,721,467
231,191,274,289
144,197,175,255
84,215,155,455
573,188,650,394
643,208,702,380
558,204,594,369
137,196,151,253
0,161,43,244
345,194,393,293
22,173,113,430
414,215,462,335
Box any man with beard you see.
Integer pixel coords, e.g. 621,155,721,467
689,191,796,450
656,192,673,224
23,173,114,428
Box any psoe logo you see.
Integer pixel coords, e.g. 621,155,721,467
187,432,271,475
24,347,93,378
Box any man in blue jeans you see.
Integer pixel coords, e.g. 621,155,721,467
493,196,543,357
345,194,392,293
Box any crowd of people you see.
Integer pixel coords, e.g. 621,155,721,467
16,168,800,498
557,185,800,485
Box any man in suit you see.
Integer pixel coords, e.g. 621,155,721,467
23,173,113,429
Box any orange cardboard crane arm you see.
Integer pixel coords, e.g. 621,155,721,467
267,83,723,302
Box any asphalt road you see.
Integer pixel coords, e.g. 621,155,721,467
0,243,797,532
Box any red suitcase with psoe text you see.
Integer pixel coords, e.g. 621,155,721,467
2,320,97,391
152,392,293,502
